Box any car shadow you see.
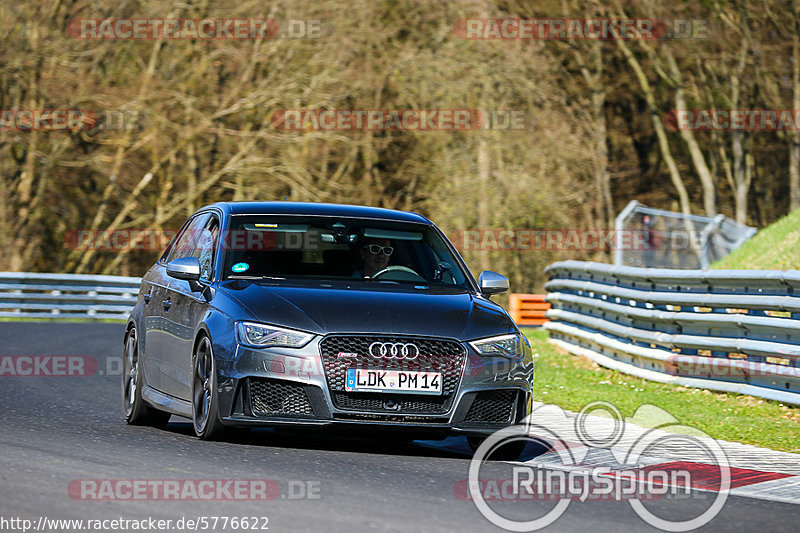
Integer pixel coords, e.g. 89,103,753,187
161,419,553,462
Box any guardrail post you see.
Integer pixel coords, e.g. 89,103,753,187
614,200,640,266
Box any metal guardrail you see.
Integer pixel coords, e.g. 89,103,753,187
6,267,800,404
544,260,800,405
0,272,140,320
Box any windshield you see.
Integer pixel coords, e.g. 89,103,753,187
221,215,470,289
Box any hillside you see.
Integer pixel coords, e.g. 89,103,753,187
712,209,800,269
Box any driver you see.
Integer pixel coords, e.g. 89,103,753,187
354,238,393,278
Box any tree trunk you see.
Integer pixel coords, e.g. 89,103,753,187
791,13,800,210
477,136,490,272
616,37,703,264
665,51,717,216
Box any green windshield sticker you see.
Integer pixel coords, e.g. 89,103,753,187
232,262,250,273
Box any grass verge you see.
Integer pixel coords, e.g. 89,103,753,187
525,329,800,453
712,208,800,269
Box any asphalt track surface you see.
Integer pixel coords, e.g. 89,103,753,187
0,322,797,532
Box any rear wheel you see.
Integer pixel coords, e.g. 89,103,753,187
192,335,225,440
122,327,171,427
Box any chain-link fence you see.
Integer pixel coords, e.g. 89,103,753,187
614,200,757,269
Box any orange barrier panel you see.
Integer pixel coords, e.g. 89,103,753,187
509,293,550,327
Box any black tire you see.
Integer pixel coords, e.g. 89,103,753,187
192,335,225,440
122,327,171,427
467,435,528,461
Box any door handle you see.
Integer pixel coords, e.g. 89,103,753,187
162,298,171,311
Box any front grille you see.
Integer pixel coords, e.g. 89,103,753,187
332,392,454,414
248,378,314,417
319,335,466,415
465,390,517,423
333,413,450,424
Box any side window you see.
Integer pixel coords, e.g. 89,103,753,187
194,216,220,280
159,222,189,262
167,214,209,263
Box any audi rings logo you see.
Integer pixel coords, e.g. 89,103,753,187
368,342,420,359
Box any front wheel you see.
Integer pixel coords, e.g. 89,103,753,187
122,327,171,427
192,335,225,440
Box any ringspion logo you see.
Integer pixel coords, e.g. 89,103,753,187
465,402,731,531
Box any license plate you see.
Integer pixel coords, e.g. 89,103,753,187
345,369,442,395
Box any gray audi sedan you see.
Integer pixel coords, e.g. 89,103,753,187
123,202,533,453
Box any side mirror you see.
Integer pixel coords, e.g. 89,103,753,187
166,256,201,281
478,271,509,295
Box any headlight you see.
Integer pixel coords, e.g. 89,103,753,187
469,333,522,359
236,322,314,349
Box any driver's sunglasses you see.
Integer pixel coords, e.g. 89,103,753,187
363,244,394,256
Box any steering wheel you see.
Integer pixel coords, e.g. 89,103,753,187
370,265,424,281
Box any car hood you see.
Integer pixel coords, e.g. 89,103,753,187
217,280,514,340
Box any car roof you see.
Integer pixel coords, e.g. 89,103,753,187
200,201,432,224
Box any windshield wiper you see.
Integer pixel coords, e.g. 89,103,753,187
364,278,431,287
228,275,285,280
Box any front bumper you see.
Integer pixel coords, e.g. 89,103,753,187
214,335,534,437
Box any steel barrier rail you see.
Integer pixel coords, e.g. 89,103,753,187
0,272,141,320
543,260,800,405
